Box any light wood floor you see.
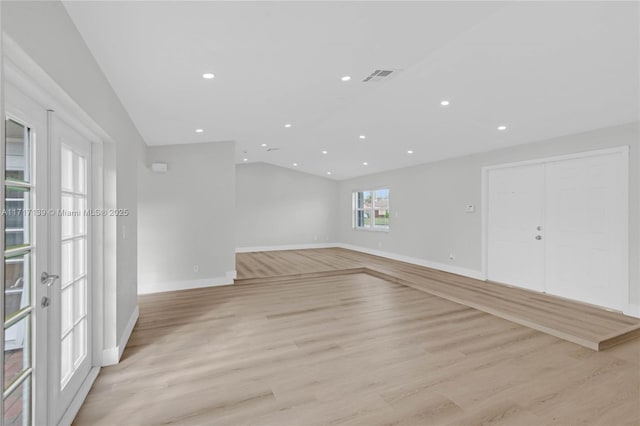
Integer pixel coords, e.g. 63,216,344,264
74,270,640,425
237,248,640,350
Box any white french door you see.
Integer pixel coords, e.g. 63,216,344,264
486,148,628,312
3,82,49,426
3,82,96,425
48,119,93,425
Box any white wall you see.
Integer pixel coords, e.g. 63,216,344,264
138,142,236,294
236,163,338,250
2,0,145,359
338,122,640,312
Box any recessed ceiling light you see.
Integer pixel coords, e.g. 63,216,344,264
363,162,368,166
497,125,507,131
243,158,248,162
322,150,328,155
407,150,414,154
202,73,215,79
341,76,351,82
359,135,366,140
293,163,298,167
195,128,204,133
327,171,332,175
261,143,267,147
284,124,292,128
440,100,450,106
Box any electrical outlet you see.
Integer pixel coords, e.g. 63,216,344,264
449,253,455,261
193,265,199,273
378,241,383,248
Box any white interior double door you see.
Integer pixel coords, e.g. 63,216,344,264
4,82,96,425
487,148,628,312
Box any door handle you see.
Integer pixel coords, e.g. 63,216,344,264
40,272,59,287
535,235,542,240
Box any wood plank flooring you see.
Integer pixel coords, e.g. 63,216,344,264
74,270,640,425
237,248,640,350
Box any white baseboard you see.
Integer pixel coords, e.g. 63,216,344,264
623,304,640,318
102,305,139,366
118,305,139,359
236,243,338,253
137,270,236,295
102,346,119,367
337,243,485,281
57,366,100,426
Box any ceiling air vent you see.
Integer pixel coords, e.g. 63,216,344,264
363,69,395,83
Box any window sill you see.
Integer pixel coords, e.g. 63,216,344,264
353,227,390,233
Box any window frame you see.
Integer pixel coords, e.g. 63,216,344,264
352,188,390,232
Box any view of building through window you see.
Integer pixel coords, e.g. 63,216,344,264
353,189,389,230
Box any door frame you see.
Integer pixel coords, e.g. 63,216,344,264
4,37,108,425
481,146,630,310
2,97,48,426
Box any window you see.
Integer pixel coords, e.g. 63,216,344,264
353,189,390,231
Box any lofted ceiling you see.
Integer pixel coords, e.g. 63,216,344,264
63,1,639,180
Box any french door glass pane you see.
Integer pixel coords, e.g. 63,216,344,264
4,253,30,320
61,286,73,336
76,156,86,194
3,315,30,388
61,194,73,239
73,319,86,366
75,279,86,320
61,147,73,192
74,239,86,277
5,120,30,184
60,333,72,386
75,196,86,235
4,187,30,249
3,379,30,426
60,241,73,287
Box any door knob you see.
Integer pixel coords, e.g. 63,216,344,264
40,272,59,287
535,235,542,240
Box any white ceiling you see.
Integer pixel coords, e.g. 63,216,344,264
64,1,639,180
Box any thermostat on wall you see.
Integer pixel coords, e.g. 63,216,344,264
151,162,168,173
